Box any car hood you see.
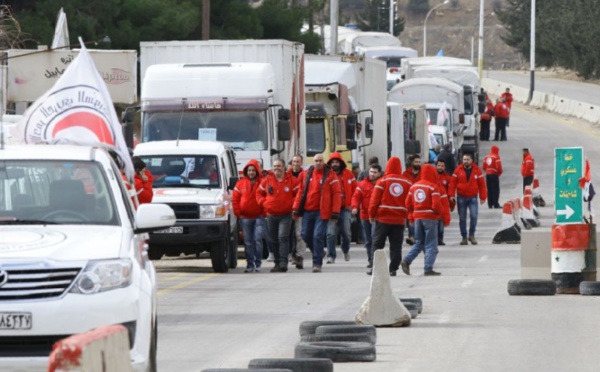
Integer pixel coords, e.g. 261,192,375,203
0,226,124,260
152,187,224,204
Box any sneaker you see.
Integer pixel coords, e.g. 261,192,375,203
468,236,478,245
366,269,373,276
244,266,255,273
405,237,415,245
343,252,350,261
438,241,446,246
267,253,275,262
270,266,282,273
254,266,261,273
294,256,304,270
326,257,335,264
390,271,397,276
424,270,442,276
279,266,288,273
312,265,322,273
366,262,373,269
401,260,411,275
460,238,468,245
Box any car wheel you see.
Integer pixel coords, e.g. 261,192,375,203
147,247,163,261
147,318,157,372
228,225,238,269
210,236,229,273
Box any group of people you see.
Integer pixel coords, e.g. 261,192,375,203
480,87,513,142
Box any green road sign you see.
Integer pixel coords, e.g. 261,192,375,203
554,147,584,223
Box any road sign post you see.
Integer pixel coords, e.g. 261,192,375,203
554,147,584,224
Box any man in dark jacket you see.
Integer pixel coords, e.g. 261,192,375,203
437,143,456,175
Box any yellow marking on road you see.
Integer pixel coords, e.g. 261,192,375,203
159,272,191,282
157,273,220,297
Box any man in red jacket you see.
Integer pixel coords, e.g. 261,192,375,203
403,154,422,246
293,154,342,273
233,159,266,273
449,153,487,245
483,145,503,209
521,148,535,192
351,164,382,269
326,152,357,263
287,154,306,269
493,98,510,141
479,98,494,141
501,87,513,126
401,164,444,276
436,160,453,245
368,156,412,276
257,159,299,273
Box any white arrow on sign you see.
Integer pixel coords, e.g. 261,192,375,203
557,204,575,219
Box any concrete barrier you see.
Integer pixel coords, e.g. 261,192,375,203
521,186,540,227
493,201,521,244
532,178,546,207
551,223,589,294
48,324,132,372
521,228,552,279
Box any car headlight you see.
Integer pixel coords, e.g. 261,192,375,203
200,204,226,218
70,259,133,294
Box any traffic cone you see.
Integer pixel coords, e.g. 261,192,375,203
525,185,541,218
521,186,540,227
532,178,546,207
511,198,529,230
551,223,589,294
493,201,521,244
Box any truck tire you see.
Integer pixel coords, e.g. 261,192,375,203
248,358,333,372
579,281,600,296
299,320,357,336
211,237,229,273
294,341,376,362
507,279,556,296
228,225,238,269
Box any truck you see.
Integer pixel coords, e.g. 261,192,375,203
339,31,402,56
138,39,305,170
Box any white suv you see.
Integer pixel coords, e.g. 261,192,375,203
0,144,175,371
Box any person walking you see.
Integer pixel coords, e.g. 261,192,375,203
437,143,456,175
479,98,494,141
293,154,342,273
401,164,445,276
483,146,503,209
368,156,412,276
325,152,357,263
493,98,509,141
449,153,487,245
403,155,421,245
287,154,306,269
257,159,299,273
501,87,513,126
436,160,453,245
233,159,267,273
351,164,382,269
521,148,535,192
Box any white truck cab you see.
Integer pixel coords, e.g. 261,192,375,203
134,140,239,273
0,144,175,371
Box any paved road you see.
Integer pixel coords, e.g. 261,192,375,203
154,100,600,371
485,70,600,106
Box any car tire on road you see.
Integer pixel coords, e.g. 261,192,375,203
298,320,357,336
507,279,556,296
228,225,238,269
294,341,376,362
248,358,333,372
300,332,375,345
211,236,230,273
579,281,600,296
399,297,423,313
148,318,158,372
147,247,163,261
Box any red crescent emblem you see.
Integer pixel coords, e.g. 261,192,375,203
52,112,115,145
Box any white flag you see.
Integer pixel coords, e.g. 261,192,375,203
51,8,70,49
436,101,449,127
14,38,133,180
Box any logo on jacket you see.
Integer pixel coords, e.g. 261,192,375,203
486,157,493,165
414,189,427,203
389,183,404,197
284,186,290,192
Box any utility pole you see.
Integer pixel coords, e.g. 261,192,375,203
477,0,484,79
202,0,210,40
330,0,338,55
528,0,535,103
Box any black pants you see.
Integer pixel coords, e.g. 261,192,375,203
372,222,404,272
486,174,500,208
494,118,507,141
480,119,491,141
523,176,534,193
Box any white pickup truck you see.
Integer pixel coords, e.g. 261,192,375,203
0,143,175,372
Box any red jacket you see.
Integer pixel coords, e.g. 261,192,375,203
521,152,535,177
134,169,154,204
480,101,495,121
437,171,454,214
449,163,487,200
483,145,503,176
501,92,513,109
437,171,452,194
351,178,377,220
407,164,443,222
293,166,342,220
232,159,263,219
287,167,305,179
327,152,357,209
257,172,299,216
494,102,510,119
402,168,421,184
369,157,412,224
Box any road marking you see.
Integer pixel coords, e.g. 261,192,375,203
159,272,191,282
157,273,220,297
479,255,488,262
461,278,474,288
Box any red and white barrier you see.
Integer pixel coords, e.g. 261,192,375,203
551,223,589,294
48,324,132,372
522,186,540,227
493,201,521,244
510,197,529,230
532,178,546,207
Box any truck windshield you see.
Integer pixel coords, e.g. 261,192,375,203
140,155,221,188
143,111,268,150
306,119,326,156
0,160,118,225
426,109,452,129
376,56,402,68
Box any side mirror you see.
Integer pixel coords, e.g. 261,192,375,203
134,204,176,234
365,117,373,139
345,115,356,141
277,120,291,141
459,113,465,124
478,101,486,114
346,139,357,150
405,140,421,155
278,108,291,121
228,176,239,191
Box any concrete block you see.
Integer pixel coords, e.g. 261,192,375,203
521,228,552,279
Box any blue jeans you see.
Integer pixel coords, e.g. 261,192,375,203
302,211,328,266
404,219,439,272
438,220,444,243
242,217,266,269
266,214,292,268
457,195,479,238
361,219,376,264
326,208,351,259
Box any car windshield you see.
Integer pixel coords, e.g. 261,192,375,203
0,160,118,225
140,155,221,188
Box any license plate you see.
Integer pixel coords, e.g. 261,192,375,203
0,312,32,330
154,226,183,234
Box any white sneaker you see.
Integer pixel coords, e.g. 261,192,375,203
267,253,274,262
343,252,350,261
327,256,335,264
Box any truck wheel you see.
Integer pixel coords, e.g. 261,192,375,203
210,237,229,273
147,247,162,261
228,226,238,269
